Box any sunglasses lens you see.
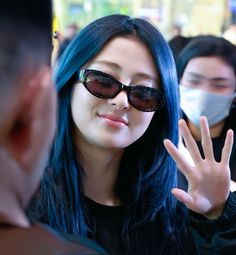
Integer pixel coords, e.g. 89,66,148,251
84,72,119,98
80,70,165,112
129,87,165,112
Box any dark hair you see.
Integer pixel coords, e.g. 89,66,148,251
168,36,192,62
177,35,236,81
0,0,52,86
29,14,182,253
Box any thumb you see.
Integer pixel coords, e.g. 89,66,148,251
171,188,193,208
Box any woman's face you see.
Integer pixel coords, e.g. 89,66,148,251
180,56,236,95
71,37,159,150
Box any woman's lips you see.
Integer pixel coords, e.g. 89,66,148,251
98,113,128,126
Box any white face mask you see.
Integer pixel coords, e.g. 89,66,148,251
180,85,236,127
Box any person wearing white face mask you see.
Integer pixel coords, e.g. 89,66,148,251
177,35,236,191
180,86,236,128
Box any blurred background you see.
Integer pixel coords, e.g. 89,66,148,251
53,0,236,41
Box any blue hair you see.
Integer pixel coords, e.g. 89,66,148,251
29,14,182,253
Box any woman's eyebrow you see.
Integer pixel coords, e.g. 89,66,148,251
134,72,158,83
93,60,158,83
187,72,205,79
93,60,121,71
187,72,230,81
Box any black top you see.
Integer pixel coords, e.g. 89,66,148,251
85,196,191,255
84,193,236,255
86,197,125,255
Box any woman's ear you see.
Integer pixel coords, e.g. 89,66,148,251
5,66,56,173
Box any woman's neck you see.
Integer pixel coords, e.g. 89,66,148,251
76,142,124,206
187,119,225,141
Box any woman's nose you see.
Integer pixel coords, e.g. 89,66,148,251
108,91,130,110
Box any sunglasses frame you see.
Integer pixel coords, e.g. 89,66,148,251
78,69,166,112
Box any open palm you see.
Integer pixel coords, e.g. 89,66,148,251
164,116,234,219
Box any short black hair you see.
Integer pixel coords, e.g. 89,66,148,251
176,35,236,81
0,0,52,86
0,0,52,28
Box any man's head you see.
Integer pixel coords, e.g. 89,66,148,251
0,0,56,211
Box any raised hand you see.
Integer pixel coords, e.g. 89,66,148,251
164,116,234,219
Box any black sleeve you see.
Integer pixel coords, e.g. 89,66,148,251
188,192,236,255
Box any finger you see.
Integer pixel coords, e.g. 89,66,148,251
200,116,214,160
171,188,194,208
179,119,202,163
221,129,234,165
164,139,193,177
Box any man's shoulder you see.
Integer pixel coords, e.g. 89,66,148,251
0,223,106,254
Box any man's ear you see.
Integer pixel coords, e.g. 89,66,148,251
5,67,56,173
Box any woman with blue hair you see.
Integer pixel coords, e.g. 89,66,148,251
29,15,236,254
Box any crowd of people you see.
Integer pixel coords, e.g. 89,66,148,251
1,2,236,255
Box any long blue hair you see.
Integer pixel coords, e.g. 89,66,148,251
29,14,182,253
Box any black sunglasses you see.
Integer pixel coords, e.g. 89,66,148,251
77,69,166,112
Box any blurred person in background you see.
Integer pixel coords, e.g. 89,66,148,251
169,24,191,62
57,23,79,59
28,15,236,255
223,24,236,45
0,0,105,254
177,35,236,192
